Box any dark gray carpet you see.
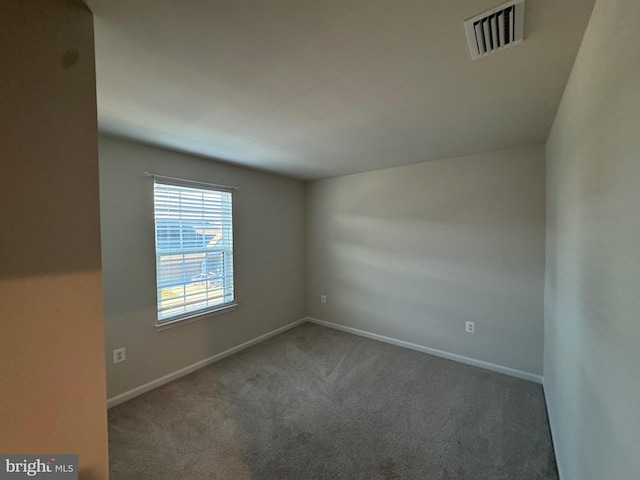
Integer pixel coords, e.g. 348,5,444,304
108,323,558,479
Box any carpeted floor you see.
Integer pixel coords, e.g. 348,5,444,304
108,323,558,479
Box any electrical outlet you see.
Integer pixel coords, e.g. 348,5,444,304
465,321,475,334
320,295,327,304
113,347,126,364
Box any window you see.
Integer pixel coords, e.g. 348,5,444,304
153,179,234,324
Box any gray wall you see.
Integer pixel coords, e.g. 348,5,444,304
544,0,640,478
99,136,306,398
306,145,546,376
0,1,109,477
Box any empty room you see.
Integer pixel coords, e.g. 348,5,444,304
2,0,639,479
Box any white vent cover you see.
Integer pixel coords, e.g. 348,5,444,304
464,0,525,60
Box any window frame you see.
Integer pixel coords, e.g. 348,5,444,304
152,177,236,328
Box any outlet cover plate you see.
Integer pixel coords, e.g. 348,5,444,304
113,347,126,364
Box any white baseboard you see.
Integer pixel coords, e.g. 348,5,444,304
108,316,543,409
543,381,564,480
306,317,543,384
107,318,307,409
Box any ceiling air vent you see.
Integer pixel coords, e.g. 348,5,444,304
464,0,525,60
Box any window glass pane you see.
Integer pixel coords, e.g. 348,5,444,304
153,181,234,322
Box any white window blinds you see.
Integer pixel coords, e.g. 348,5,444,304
153,180,234,323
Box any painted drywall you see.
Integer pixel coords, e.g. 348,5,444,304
88,0,596,180
99,136,306,398
0,1,109,477
306,145,546,376
544,0,640,478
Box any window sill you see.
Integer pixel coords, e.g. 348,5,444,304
155,303,238,331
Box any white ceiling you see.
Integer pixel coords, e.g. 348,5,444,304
87,0,595,180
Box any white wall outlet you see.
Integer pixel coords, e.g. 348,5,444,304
320,295,327,304
465,321,475,334
113,347,126,364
